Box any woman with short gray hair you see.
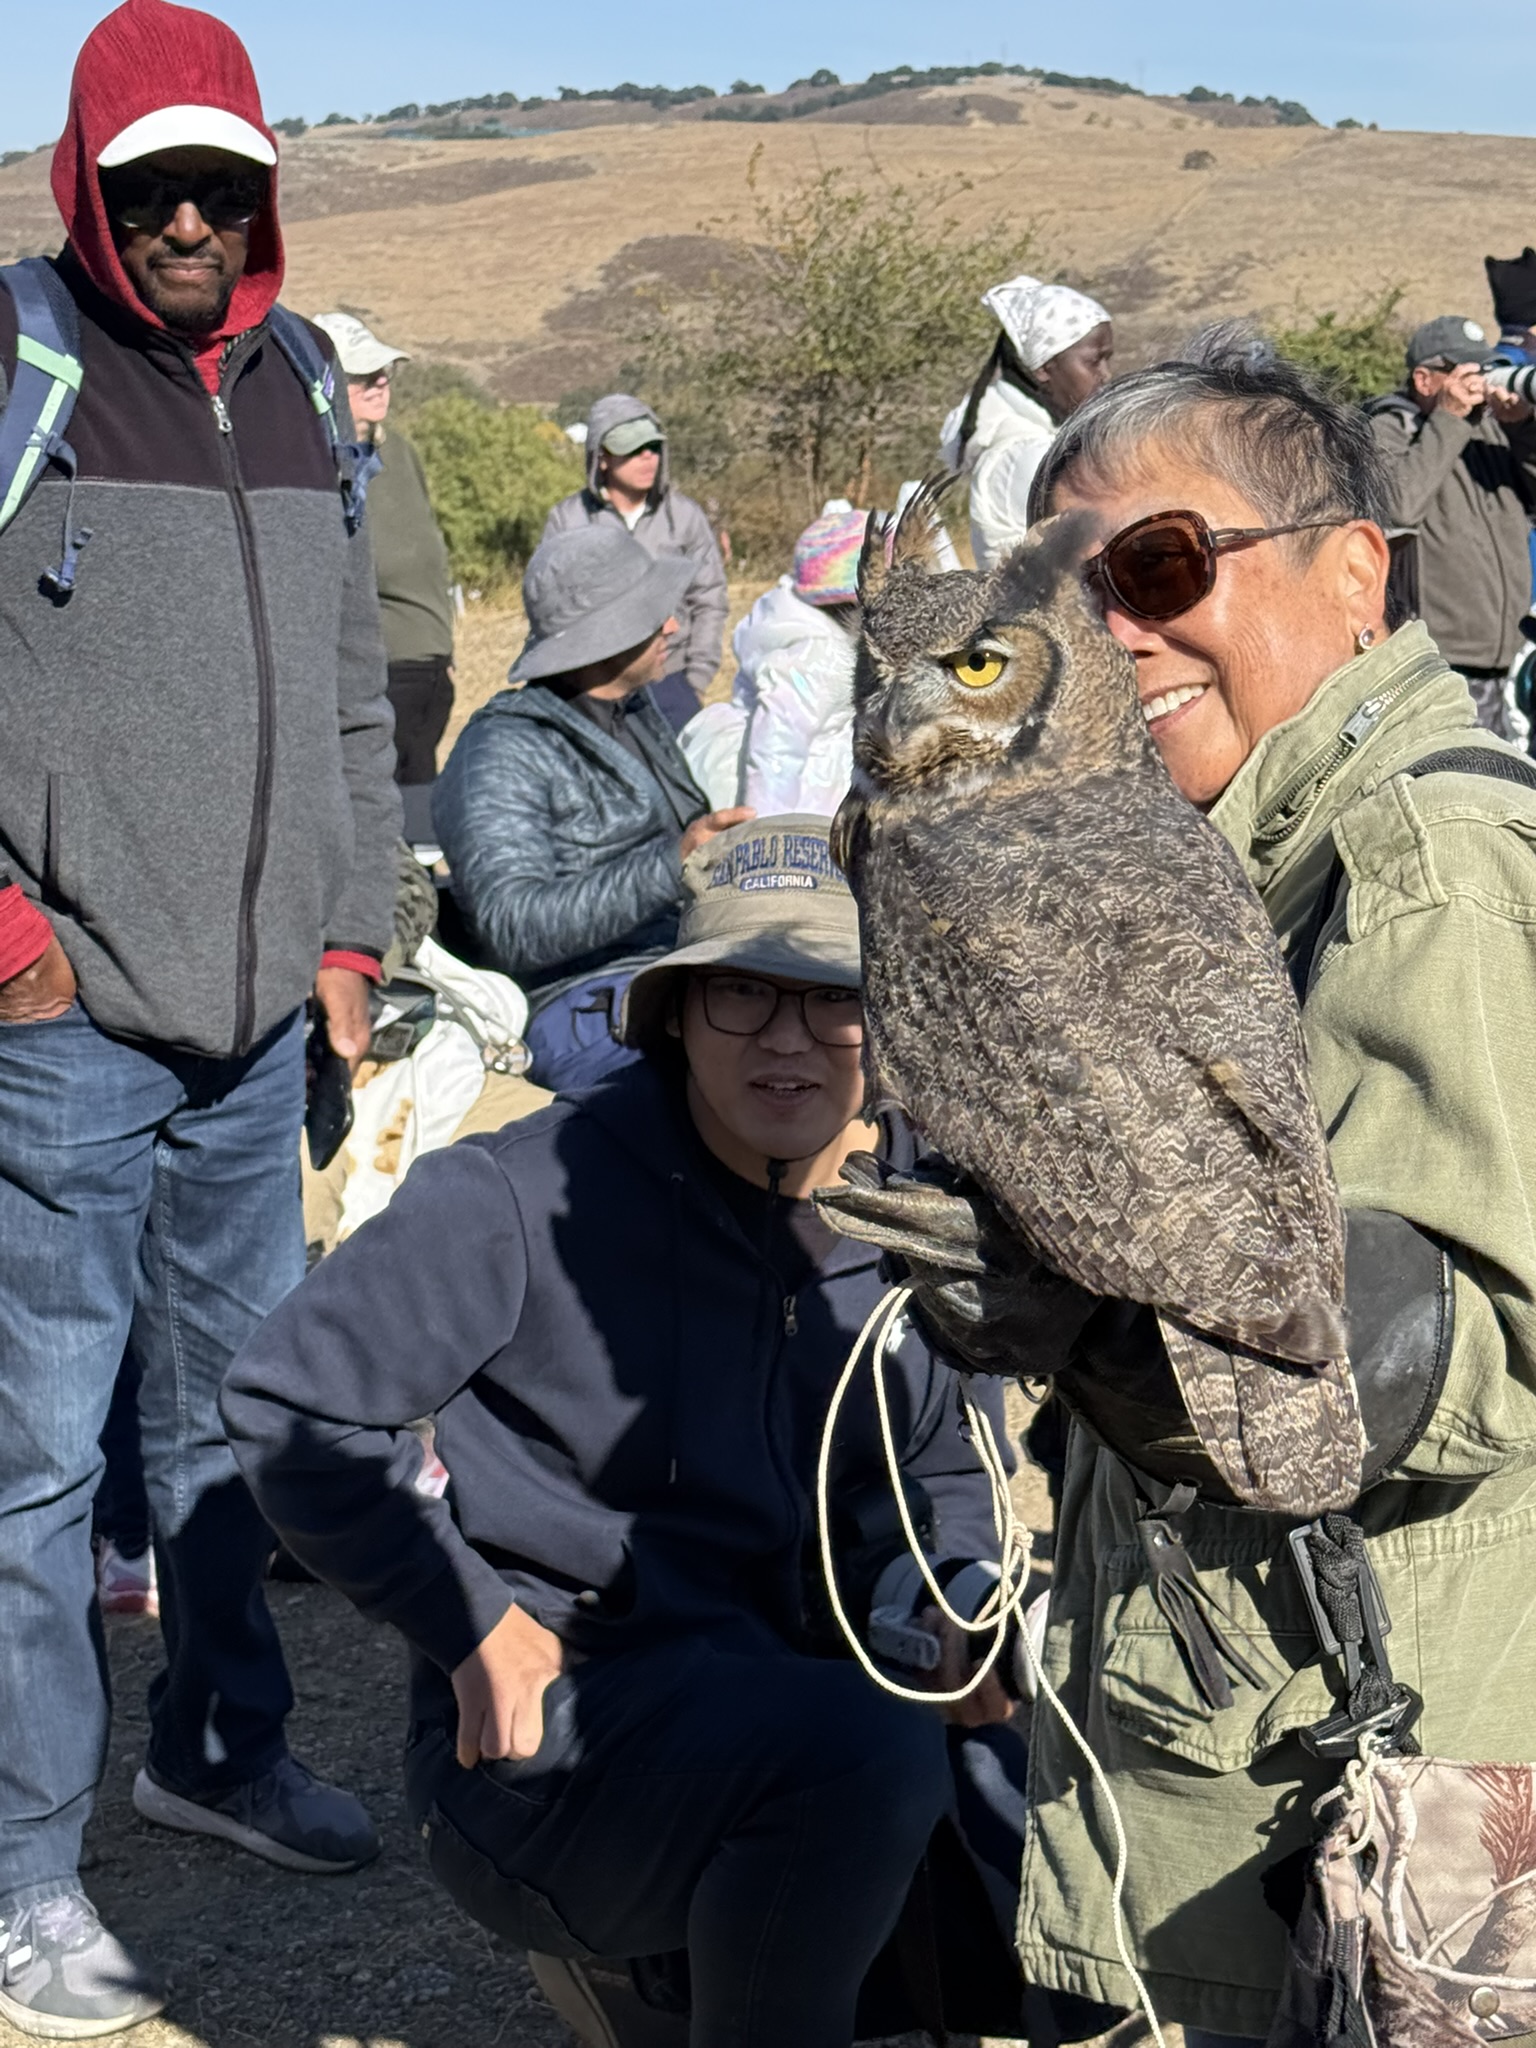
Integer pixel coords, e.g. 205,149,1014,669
986,334,1536,2045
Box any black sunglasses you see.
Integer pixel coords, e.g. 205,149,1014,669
101,166,268,235
696,972,864,1048
1086,508,1346,624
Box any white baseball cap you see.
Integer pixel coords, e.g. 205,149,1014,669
98,104,277,169
310,312,411,377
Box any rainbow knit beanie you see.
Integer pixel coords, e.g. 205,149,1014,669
791,502,868,607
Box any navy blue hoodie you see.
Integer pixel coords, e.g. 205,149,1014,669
222,1059,1009,1690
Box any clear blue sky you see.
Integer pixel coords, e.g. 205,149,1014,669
6,0,1534,155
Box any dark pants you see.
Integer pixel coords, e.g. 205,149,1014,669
93,1354,150,1560
1452,663,1513,739
405,1634,991,2048
387,654,455,785
0,1003,304,1907
647,672,702,736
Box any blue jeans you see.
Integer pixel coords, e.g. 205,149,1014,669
0,1002,304,1904
405,1634,1018,2048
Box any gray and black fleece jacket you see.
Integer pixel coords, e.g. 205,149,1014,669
0,253,400,1056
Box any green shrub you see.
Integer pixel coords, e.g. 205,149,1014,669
1271,287,1409,403
634,157,1036,564
403,396,582,592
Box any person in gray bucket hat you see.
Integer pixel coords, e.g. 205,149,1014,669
433,525,751,1090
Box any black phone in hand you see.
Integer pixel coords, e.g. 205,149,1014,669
304,1002,354,1171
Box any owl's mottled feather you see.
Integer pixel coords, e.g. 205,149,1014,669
831,496,1363,1514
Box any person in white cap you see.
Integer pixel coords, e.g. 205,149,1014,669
314,312,456,830
939,273,1115,568
0,1,395,2030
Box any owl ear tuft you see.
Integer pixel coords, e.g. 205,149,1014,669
889,471,958,575
857,510,891,606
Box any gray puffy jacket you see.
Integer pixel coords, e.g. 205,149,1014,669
432,682,708,995
541,395,729,696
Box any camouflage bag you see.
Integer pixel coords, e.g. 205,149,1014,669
1269,1517,1536,2046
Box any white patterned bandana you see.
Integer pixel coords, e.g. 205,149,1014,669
983,273,1111,372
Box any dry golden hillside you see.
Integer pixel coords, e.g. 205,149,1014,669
3,76,1534,401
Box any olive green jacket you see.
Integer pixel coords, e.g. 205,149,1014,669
1016,623,1536,2038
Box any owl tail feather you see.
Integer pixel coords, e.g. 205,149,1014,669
1156,1315,1366,1517
1251,1292,1350,1369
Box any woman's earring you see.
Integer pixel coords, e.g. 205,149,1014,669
1354,626,1376,655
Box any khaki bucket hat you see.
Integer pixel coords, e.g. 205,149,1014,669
621,814,861,1046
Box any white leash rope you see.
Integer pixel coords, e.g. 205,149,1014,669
816,1282,1168,2047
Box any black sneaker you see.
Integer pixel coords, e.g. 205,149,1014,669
132,1756,380,1874
0,1891,164,2040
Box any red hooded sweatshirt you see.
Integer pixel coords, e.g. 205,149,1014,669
53,0,285,394
0,0,376,989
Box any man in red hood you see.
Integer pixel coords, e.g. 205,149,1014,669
0,5,396,2034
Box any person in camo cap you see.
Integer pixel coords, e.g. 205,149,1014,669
541,393,729,731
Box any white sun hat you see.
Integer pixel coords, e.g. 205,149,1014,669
310,312,412,377
98,105,277,169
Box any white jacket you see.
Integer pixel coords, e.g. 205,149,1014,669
681,580,857,818
939,378,1057,569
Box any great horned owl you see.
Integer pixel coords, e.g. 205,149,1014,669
825,490,1364,1516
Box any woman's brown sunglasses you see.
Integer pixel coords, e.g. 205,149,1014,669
1085,508,1345,623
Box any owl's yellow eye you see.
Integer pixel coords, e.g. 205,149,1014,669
948,650,1007,690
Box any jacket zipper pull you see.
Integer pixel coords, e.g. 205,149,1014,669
783,1295,798,1337
1339,696,1383,750
211,394,233,434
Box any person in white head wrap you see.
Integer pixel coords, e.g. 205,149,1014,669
939,273,1114,568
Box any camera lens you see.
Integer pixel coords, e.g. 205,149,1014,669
1483,361,1536,403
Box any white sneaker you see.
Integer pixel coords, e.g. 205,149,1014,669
0,1891,164,2039
94,1542,158,1620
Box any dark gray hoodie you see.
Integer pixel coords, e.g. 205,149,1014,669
541,394,729,698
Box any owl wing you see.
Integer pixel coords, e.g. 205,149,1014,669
858,793,1345,1364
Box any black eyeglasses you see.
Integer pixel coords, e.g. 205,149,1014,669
100,166,268,236
696,973,864,1047
1085,508,1346,624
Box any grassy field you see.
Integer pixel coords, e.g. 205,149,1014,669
5,79,1536,407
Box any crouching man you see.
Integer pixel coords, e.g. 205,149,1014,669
221,818,1105,2047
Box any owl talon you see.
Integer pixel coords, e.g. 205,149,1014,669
817,1155,1099,1377
814,1153,988,1274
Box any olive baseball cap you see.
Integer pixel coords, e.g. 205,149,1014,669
1406,315,1488,369
622,814,861,1045
602,414,666,458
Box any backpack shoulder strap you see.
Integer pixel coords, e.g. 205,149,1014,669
1401,744,1536,793
0,259,89,589
265,304,380,536
1288,744,1536,998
